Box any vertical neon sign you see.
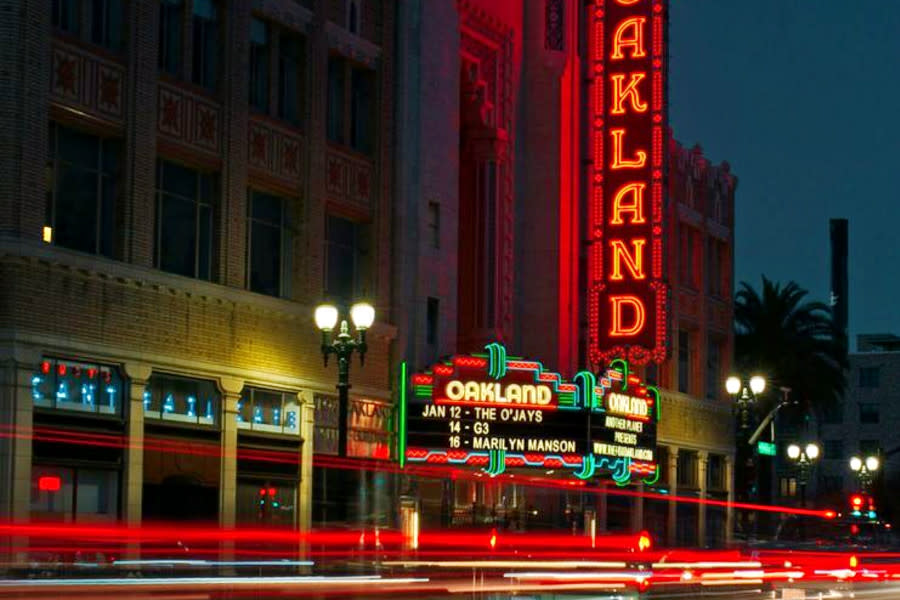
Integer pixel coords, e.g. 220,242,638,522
588,0,668,366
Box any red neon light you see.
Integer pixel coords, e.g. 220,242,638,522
453,356,488,368
587,0,668,365
432,364,454,376
610,16,647,60
38,476,61,492
411,374,433,385
609,295,646,336
434,398,558,411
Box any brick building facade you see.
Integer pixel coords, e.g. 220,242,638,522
394,0,739,547
0,0,397,544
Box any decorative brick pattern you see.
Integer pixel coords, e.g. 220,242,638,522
157,82,222,155
248,118,305,185
325,146,372,208
51,40,125,123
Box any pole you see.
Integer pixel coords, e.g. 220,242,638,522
337,354,350,458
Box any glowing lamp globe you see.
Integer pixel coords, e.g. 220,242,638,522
314,304,339,331
725,376,741,395
805,443,820,461
787,444,801,460
350,302,375,330
850,457,863,472
749,375,766,395
866,456,880,472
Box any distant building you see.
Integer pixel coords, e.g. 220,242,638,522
816,334,900,518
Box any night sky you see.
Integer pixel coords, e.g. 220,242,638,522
668,1,900,347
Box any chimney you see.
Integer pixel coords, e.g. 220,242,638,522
829,219,848,355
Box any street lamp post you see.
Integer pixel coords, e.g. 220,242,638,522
726,374,766,538
314,302,376,457
786,442,820,508
726,375,766,433
849,454,879,493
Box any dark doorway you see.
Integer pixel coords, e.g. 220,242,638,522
143,475,218,522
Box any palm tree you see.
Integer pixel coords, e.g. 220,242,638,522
734,276,847,421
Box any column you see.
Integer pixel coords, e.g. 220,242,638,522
219,378,243,529
666,447,678,547
0,353,38,565
725,454,735,545
631,483,644,532
298,391,315,566
298,391,315,533
122,363,151,526
598,484,608,532
697,450,708,547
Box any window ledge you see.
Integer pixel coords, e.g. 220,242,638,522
324,22,380,69
0,236,398,340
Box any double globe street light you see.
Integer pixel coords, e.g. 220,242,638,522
314,302,376,457
786,442,820,507
849,455,879,492
725,375,766,432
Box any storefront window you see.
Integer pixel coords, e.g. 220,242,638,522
31,358,124,416
31,466,118,522
144,374,220,426
236,479,296,526
238,387,300,435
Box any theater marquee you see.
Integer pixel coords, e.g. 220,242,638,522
587,0,669,365
399,343,659,485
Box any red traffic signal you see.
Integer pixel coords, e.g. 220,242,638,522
851,494,864,510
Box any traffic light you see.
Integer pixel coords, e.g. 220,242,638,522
850,494,864,511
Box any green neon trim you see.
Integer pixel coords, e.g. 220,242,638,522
398,361,407,468
575,454,596,480
484,342,507,380
642,465,660,486
647,385,661,421
574,371,598,409
610,358,630,390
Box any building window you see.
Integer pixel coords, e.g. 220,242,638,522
155,159,216,281
191,0,219,91
46,123,120,258
159,0,184,76
707,239,724,297
328,55,376,155
427,201,440,249
52,0,81,35
347,0,361,35
278,31,305,126
859,440,880,456
238,387,300,435
91,0,124,51
705,336,721,400
247,190,292,297
678,330,691,394
780,477,797,498
859,366,880,388
31,466,119,522
426,297,439,346
31,357,124,416
325,215,369,303
824,439,844,460
859,403,879,424
144,373,220,426
677,450,697,488
707,454,724,491
237,479,296,526
544,0,564,50
249,18,270,112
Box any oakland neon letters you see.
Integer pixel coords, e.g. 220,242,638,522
588,0,668,364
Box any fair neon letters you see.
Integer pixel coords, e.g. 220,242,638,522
609,295,646,336
610,16,647,60
606,9,651,341
610,72,648,114
610,239,646,281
